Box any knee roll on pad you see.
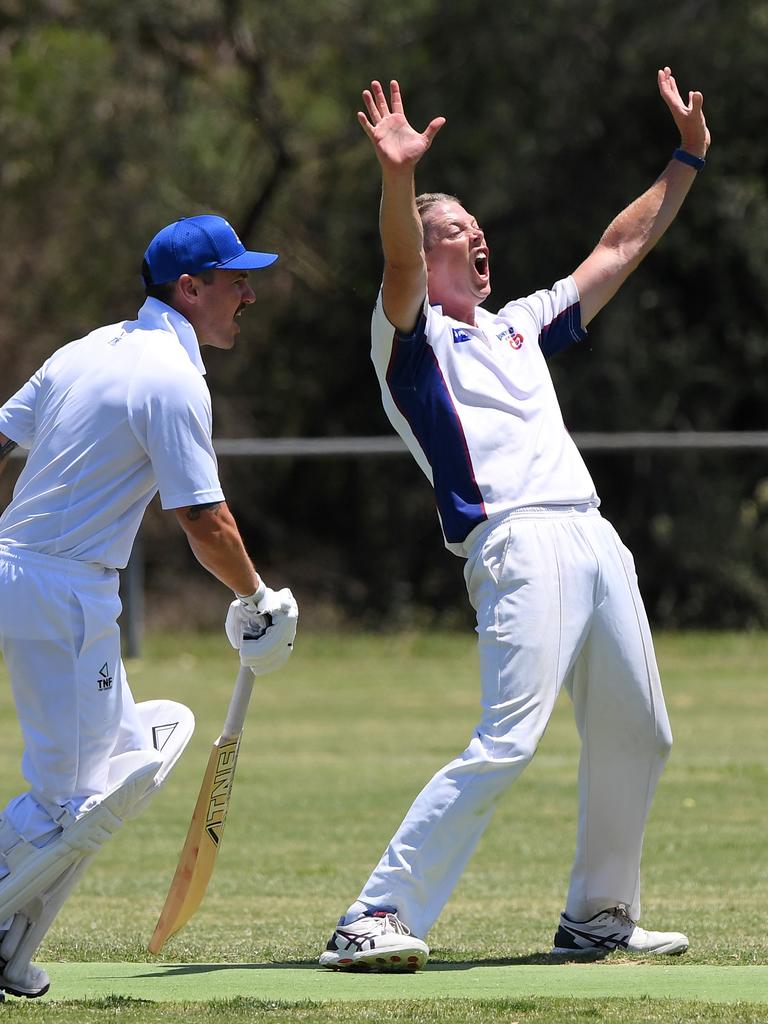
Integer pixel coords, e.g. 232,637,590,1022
0,757,161,924
126,700,195,819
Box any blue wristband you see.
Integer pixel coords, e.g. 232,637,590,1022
672,148,706,171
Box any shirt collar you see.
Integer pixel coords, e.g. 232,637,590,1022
430,302,490,327
136,298,207,376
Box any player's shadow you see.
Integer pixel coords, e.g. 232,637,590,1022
135,963,315,978
137,952,601,979
425,952,609,968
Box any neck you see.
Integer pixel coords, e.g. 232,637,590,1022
438,297,477,326
427,283,478,324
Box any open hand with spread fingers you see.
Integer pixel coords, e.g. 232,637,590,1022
358,79,445,173
658,66,710,157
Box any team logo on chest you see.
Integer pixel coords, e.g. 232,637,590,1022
497,326,524,350
452,328,472,344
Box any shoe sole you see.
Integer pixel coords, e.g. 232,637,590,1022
551,946,611,959
552,942,688,957
1,981,50,999
319,948,428,972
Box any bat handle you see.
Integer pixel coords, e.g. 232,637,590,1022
221,665,255,741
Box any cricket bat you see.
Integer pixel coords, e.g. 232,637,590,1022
148,663,256,953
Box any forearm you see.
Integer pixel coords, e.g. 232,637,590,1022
379,170,428,331
598,158,698,267
188,534,258,595
379,170,426,270
175,502,259,595
573,157,701,325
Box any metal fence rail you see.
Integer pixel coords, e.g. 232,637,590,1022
212,432,768,456
570,431,768,452
11,431,768,460
7,433,768,656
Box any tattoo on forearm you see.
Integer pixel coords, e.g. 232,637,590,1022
0,438,18,460
185,501,222,521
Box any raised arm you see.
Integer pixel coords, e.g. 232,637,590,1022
572,67,710,327
358,80,445,333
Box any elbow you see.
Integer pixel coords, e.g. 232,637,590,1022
598,225,652,268
385,255,427,280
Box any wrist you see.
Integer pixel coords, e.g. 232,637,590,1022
672,147,706,171
236,578,267,612
381,165,418,191
678,137,707,158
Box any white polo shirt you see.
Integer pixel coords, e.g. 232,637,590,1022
371,276,599,556
0,298,224,569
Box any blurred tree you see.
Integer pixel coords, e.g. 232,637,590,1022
1,0,767,628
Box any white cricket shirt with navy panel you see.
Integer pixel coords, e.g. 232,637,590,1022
0,298,224,570
371,276,599,555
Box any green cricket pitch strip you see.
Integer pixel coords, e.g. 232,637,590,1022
31,963,768,1004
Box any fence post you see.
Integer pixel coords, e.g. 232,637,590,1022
121,533,145,658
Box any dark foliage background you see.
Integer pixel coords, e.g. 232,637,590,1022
1,0,767,629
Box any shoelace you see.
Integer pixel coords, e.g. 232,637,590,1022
608,905,635,928
380,913,411,935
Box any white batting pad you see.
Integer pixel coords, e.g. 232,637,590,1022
0,701,194,982
0,758,160,923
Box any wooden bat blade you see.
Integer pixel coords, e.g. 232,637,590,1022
148,733,242,953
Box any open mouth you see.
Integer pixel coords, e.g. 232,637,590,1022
473,252,489,279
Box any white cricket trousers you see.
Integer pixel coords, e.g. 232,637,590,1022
0,545,149,845
347,506,673,938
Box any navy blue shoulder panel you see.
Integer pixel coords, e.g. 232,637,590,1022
539,300,587,358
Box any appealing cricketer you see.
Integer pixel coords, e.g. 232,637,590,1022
320,68,709,971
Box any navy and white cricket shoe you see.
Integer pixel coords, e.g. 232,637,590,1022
0,960,50,998
552,904,689,956
319,908,429,972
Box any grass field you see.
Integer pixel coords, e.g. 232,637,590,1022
0,629,766,1022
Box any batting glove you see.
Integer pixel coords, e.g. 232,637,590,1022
225,582,298,676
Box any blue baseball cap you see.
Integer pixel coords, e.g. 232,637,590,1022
142,214,278,285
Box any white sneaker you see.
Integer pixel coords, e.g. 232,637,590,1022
319,908,429,972
552,905,689,956
0,960,50,998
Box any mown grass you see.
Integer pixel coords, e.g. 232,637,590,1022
0,629,766,1021
3,995,768,1023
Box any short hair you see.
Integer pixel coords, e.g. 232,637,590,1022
415,192,461,250
142,263,216,302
